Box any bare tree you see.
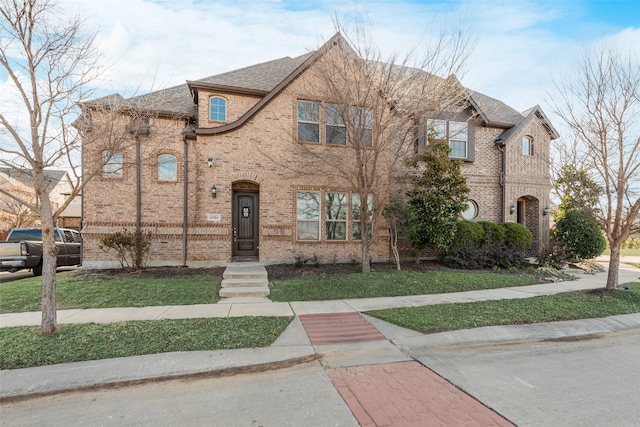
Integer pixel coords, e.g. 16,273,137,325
277,23,472,272
0,0,154,334
550,44,640,289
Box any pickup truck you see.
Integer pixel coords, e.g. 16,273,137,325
0,228,82,276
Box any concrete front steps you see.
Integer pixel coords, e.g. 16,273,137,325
219,262,270,299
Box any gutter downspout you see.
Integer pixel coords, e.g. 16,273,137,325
136,135,141,231
182,134,188,267
497,143,507,222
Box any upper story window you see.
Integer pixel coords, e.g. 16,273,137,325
522,135,534,156
298,101,320,142
432,120,468,159
101,150,123,178
209,97,227,122
326,104,346,145
352,106,373,147
298,100,373,146
158,154,177,181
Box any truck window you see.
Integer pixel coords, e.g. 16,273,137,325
7,229,42,241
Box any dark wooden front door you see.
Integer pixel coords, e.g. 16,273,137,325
232,191,259,259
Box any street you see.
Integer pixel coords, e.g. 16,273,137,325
410,328,640,426
3,328,640,426
0,362,358,427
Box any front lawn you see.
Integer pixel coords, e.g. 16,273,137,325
0,316,292,369
369,282,640,334
0,268,221,313
269,269,539,302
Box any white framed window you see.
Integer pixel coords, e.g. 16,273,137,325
429,120,469,159
325,192,347,240
461,200,478,220
101,150,123,178
158,154,177,181
296,191,320,240
352,106,373,147
209,97,227,122
297,101,320,142
352,193,373,240
326,104,346,145
522,135,533,156
448,121,468,158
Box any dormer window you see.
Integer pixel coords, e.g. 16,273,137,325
209,97,227,122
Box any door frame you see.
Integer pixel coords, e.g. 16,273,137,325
232,187,259,260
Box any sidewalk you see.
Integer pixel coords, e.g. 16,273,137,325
2,263,639,329
1,263,640,407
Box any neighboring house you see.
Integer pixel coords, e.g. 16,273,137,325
0,168,82,230
0,173,37,239
80,34,558,268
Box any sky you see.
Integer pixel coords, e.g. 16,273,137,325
55,0,640,117
1,0,639,143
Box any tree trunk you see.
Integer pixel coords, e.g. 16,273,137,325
40,211,59,334
361,239,371,273
606,244,621,290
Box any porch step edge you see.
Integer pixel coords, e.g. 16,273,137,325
219,286,270,298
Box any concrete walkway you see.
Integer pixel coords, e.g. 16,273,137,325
2,262,640,425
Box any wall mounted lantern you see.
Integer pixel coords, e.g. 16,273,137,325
509,205,516,215
211,185,217,199
543,206,550,216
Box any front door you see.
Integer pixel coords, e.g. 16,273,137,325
232,191,259,259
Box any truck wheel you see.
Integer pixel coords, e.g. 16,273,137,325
33,260,43,277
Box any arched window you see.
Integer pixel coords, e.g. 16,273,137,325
522,135,533,156
158,154,177,181
209,97,227,122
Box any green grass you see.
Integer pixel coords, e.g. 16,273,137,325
603,248,640,257
369,282,640,334
0,270,220,313
269,270,539,302
0,317,292,369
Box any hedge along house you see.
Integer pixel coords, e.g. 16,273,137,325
80,33,558,269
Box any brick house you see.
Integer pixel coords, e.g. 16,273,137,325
80,34,558,268
0,168,82,235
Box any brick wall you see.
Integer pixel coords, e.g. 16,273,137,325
81,67,553,267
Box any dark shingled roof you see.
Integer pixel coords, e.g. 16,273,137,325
89,35,556,142
126,84,196,118
468,90,524,128
196,53,314,92
121,53,315,119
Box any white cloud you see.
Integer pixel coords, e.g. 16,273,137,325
10,0,639,136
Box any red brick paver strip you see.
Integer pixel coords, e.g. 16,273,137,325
328,361,514,427
299,312,387,345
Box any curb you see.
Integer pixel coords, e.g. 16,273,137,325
0,353,321,404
